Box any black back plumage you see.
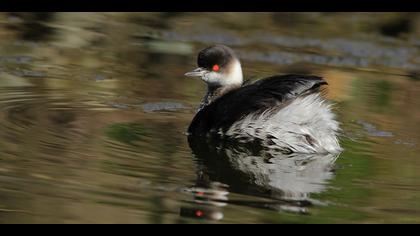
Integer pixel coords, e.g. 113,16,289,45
188,74,327,136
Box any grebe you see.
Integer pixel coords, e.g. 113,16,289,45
185,45,341,154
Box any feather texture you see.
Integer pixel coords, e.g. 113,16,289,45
188,74,341,154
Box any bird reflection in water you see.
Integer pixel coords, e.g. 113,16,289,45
180,137,340,221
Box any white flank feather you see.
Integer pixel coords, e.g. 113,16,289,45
225,93,342,154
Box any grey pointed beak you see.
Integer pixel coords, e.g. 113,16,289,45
185,67,207,77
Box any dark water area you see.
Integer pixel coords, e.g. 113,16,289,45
0,13,419,223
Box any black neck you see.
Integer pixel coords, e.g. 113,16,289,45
197,84,241,112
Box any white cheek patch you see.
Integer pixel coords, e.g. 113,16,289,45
222,60,243,86
201,60,243,87
203,71,223,85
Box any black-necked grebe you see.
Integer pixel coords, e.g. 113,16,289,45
185,45,341,154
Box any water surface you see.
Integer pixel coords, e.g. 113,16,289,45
0,13,419,223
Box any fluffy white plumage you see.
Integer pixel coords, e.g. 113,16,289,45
225,93,342,154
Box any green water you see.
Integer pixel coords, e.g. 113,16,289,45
0,13,419,223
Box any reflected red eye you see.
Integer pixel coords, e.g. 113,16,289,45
195,210,204,217
212,64,220,71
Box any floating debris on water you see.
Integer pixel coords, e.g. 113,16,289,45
94,74,106,81
394,139,416,148
12,69,46,78
356,120,394,137
0,56,33,64
142,102,188,112
110,103,129,109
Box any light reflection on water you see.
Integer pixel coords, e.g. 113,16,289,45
0,12,419,223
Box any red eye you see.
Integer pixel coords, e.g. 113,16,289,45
212,64,220,71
